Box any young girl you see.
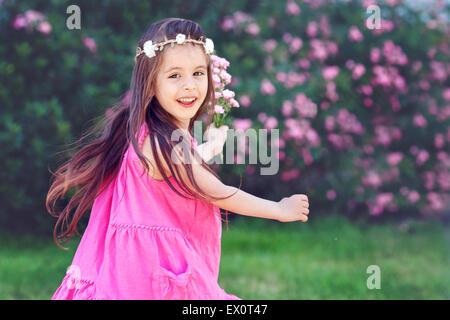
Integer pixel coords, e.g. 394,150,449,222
47,17,309,300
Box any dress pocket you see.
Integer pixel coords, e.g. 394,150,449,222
151,263,192,299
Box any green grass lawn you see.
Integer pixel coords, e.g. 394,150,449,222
0,215,448,299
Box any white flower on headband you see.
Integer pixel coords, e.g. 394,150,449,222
176,33,186,44
204,38,214,54
143,40,157,58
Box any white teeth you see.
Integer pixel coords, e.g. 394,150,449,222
178,98,196,103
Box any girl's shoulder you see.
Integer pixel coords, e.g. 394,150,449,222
140,134,172,181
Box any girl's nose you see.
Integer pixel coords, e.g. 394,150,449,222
183,77,196,91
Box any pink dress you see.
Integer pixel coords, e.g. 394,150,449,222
51,122,241,300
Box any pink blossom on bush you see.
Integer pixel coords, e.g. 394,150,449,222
282,100,293,116
430,61,447,82
413,114,427,128
260,79,276,95
320,15,331,37
373,19,394,35
276,72,287,83
12,15,27,29
297,58,311,69
264,39,277,53
424,171,435,190
239,95,251,107
336,109,364,134
327,41,339,55
382,40,408,65
289,37,303,53
282,32,293,43
245,165,255,175
370,48,381,63
361,85,373,96
24,9,45,24
376,193,394,207
307,21,319,37
320,101,330,110
220,17,235,31
82,36,97,53
434,133,445,149
301,148,313,165
386,152,403,166
412,61,422,73
281,168,300,182
426,192,445,211
326,190,337,200
233,118,252,132
352,64,366,79
286,0,301,16
308,39,338,61
368,203,383,216
257,113,267,124
327,133,353,150
306,128,320,146
354,157,370,170
295,93,318,118
363,145,374,154
362,170,382,189
326,81,339,102
443,88,450,101
407,191,420,204
346,59,355,69
36,21,51,34
245,22,260,36
389,96,401,112
322,66,339,81
264,117,278,130
348,26,363,42
416,149,429,165
362,0,378,8
325,116,335,131
437,171,450,191
13,10,51,34
363,98,373,107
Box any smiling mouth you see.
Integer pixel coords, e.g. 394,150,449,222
176,98,197,107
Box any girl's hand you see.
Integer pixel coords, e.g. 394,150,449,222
204,124,229,156
276,194,309,222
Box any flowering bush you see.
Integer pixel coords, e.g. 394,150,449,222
1,0,449,235
219,0,449,219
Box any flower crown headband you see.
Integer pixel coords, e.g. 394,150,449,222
134,33,214,63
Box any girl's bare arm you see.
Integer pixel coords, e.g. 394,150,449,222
209,184,282,221
176,149,309,222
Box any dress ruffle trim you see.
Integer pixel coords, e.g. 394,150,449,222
52,274,96,300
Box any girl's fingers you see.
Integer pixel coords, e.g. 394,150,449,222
299,214,308,222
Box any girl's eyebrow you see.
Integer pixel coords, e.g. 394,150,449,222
164,65,207,74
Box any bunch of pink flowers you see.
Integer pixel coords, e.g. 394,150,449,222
12,9,52,35
210,54,240,128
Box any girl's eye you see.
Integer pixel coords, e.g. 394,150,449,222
169,71,205,79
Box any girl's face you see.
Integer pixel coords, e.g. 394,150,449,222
155,43,209,131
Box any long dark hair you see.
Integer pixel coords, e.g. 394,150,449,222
46,18,241,249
